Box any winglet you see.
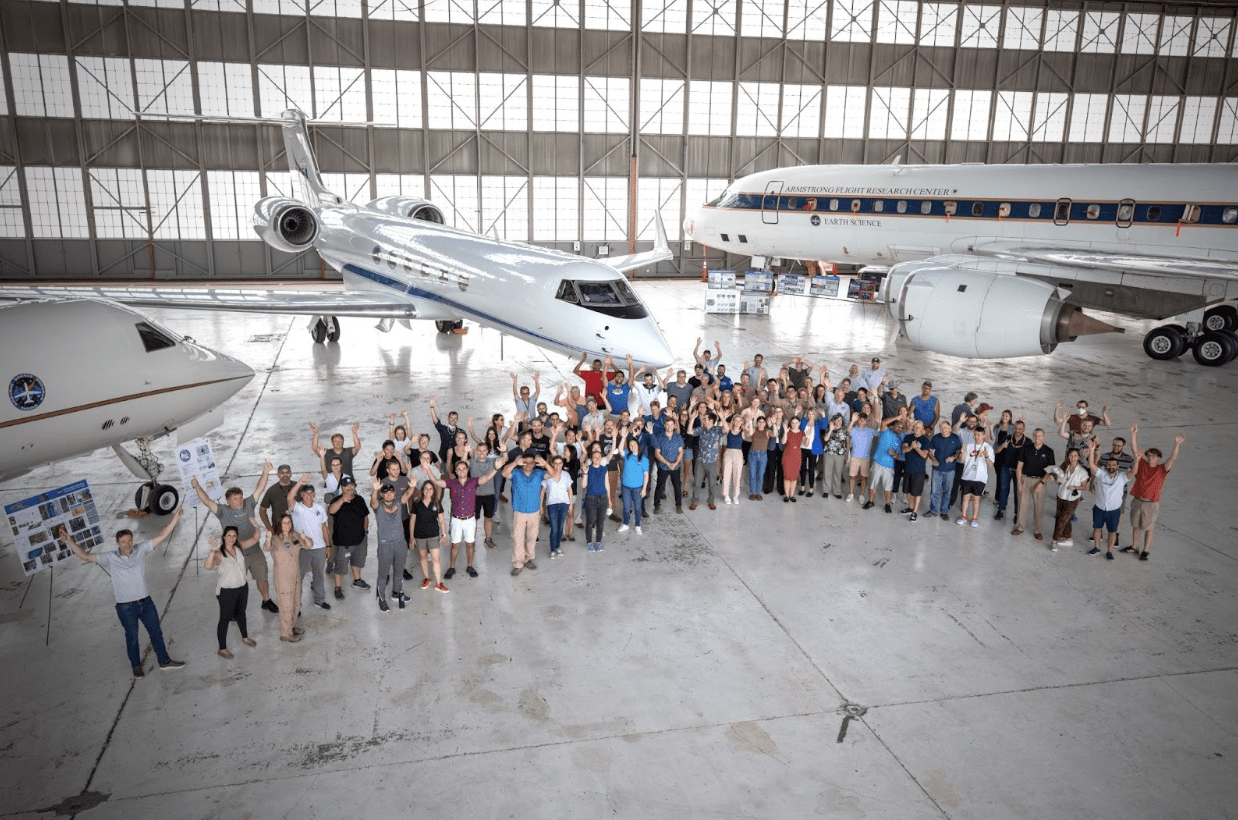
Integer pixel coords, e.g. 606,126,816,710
607,213,673,274
280,109,341,207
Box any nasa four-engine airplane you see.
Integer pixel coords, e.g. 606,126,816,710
685,162,1238,366
1,299,255,512
0,109,675,368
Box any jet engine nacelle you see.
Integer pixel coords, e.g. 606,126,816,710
882,260,1111,359
366,196,446,224
253,197,319,253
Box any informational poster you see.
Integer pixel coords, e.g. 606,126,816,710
6,480,104,576
704,288,741,314
777,274,808,295
176,439,222,508
740,293,770,315
809,276,841,297
743,271,774,292
707,270,736,289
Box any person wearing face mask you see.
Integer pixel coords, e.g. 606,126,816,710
1053,399,1110,433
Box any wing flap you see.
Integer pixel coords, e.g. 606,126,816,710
972,241,1238,280
0,284,419,319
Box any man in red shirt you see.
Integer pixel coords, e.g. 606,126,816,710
573,353,626,405
1124,423,1186,562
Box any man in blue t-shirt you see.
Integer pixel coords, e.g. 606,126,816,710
502,454,548,575
928,420,962,518
900,420,932,521
652,419,685,515
865,420,904,512
604,372,632,418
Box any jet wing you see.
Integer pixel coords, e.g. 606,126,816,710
0,283,419,319
971,241,1238,280
607,214,673,274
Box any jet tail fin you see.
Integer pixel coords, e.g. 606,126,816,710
608,213,673,274
280,109,341,206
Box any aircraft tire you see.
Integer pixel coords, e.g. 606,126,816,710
435,320,455,334
310,319,328,344
1143,325,1186,360
135,483,180,515
1203,305,1237,332
327,316,341,343
1191,331,1236,366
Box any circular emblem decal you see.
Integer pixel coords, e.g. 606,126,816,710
10,374,46,411
810,215,821,226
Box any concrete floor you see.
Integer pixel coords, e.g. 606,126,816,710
2,281,1236,819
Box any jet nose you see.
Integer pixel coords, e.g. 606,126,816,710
683,211,697,240
216,351,257,388
632,320,674,369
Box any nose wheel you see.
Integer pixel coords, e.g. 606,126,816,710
309,316,341,343
435,320,464,334
135,482,180,515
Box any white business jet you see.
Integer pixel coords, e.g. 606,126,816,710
0,110,674,367
685,163,1238,365
1,299,255,512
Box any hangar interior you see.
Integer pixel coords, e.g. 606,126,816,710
0,0,1236,279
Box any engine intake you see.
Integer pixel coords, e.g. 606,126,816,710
883,260,1116,359
252,197,319,254
366,196,446,224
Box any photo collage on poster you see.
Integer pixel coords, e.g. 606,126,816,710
5,480,103,577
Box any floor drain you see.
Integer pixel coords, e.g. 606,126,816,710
836,703,868,743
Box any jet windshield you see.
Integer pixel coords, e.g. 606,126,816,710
135,321,178,353
555,278,649,319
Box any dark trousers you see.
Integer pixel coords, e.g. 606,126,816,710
997,464,1019,515
216,584,250,650
115,596,171,668
949,463,965,508
764,446,784,494
799,453,817,490
892,460,906,494
584,494,607,543
654,468,682,509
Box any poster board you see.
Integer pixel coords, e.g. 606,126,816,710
6,480,103,576
704,288,741,314
743,271,774,292
707,270,737,289
176,439,222,509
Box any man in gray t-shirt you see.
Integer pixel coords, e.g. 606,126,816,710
469,444,502,548
192,462,277,613
58,509,187,677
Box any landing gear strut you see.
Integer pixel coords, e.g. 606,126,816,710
435,319,464,334
310,316,341,343
111,437,180,515
1143,316,1238,366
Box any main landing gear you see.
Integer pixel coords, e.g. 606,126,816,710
309,316,341,343
435,320,464,334
1143,306,1238,367
111,437,180,515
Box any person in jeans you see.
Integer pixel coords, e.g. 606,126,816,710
928,420,961,519
503,452,549,573
581,446,611,551
993,417,1026,522
542,455,574,558
287,475,331,611
746,415,770,500
652,418,685,515
617,437,651,533
689,409,723,510
57,510,187,678
205,526,259,659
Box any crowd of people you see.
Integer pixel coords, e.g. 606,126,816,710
61,343,1188,676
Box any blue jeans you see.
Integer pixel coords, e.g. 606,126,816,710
622,485,643,526
748,449,768,493
930,470,953,515
997,465,1018,513
547,502,568,552
115,596,171,668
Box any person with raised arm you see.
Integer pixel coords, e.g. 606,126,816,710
1126,424,1187,562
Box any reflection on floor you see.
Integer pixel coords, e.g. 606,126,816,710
2,282,1236,819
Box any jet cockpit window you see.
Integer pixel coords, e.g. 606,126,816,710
135,322,177,353
578,282,623,306
555,279,579,304
555,279,649,319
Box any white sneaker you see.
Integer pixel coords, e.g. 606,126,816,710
846,494,853,503
957,516,967,526
970,519,979,528
724,496,732,505
617,524,629,533
606,508,613,516
635,526,642,535
1050,541,1059,551
1059,539,1073,547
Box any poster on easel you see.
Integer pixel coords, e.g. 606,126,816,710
176,439,222,508
6,480,104,576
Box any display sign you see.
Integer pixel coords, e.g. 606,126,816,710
707,270,737,289
176,439,222,509
6,480,103,576
777,274,808,295
740,293,770,315
743,271,774,292
704,288,741,314
809,276,841,297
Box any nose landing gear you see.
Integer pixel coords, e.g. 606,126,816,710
309,316,341,343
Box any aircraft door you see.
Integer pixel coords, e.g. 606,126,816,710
761,181,783,225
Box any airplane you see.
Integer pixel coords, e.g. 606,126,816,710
1,298,255,513
684,162,1238,366
0,109,675,368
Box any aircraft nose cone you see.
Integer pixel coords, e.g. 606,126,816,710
683,212,696,239
634,321,674,369
210,350,257,393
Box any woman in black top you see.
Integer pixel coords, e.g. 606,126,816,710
409,481,449,594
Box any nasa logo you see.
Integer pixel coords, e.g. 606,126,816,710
9,374,45,411
179,449,193,463
810,215,821,227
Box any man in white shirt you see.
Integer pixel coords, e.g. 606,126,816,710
288,474,332,610
631,367,664,419
859,356,886,394
58,510,187,678
958,427,994,527
1088,446,1138,559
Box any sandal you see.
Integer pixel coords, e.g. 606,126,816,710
218,649,234,659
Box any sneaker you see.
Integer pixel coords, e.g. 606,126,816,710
525,559,538,570
334,587,344,600
941,513,950,520
466,566,478,577
485,537,497,549
596,543,604,552
352,579,371,589
378,597,390,613
316,601,331,610
617,524,630,532
1050,541,1058,552
262,599,279,613
402,569,414,581
1088,547,1101,555
635,526,642,535
862,500,875,510
435,583,450,593
724,496,732,505
884,504,892,514
1119,545,1136,553
158,660,186,671
1139,552,1149,561
511,566,523,576
994,510,1005,520
909,512,918,522
132,666,145,678
1105,551,1114,560
606,508,613,516
900,507,912,515
421,579,432,589
1059,540,1074,547
444,567,456,580
970,519,979,528
957,516,966,526
587,543,595,552
550,550,559,559
846,494,854,503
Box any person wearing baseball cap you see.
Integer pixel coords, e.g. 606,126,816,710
859,357,885,394
326,475,370,600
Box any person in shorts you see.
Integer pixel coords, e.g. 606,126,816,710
443,455,505,579
846,415,875,502
192,463,278,613
326,476,369,598
901,420,931,521
1087,444,1137,559
471,441,501,548
957,427,994,527
864,418,903,512
1126,424,1186,562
